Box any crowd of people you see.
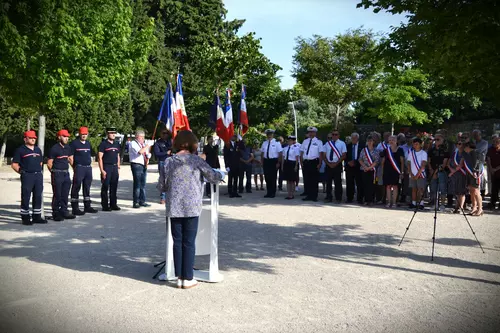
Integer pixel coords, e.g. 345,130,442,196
209,127,500,216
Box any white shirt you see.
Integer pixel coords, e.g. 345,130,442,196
322,140,347,163
129,140,151,165
376,142,389,152
300,137,323,160
283,145,300,161
261,139,283,159
407,149,427,176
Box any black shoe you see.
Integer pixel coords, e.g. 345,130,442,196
139,203,151,207
84,206,98,213
300,192,307,196
32,214,48,224
346,200,353,203
63,213,76,219
133,203,140,208
409,203,416,209
418,205,425,210
72,209,85,216
111,206,121,211
303,197,312,201
336,200,342,204
264,194,272,198
234,194,242,198
324,198,333,203
246,190,252,193
53,215,65,222
21,216,33,225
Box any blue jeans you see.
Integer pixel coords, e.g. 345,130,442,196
430,171,448,199
170,216,199,280
131,163,147,204
158,161,166,201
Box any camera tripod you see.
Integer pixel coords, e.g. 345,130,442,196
399,169,485,261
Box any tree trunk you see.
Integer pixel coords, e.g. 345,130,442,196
334,105,341,129
38,114,46,219
27,117,31,131
0,134,7,167
391,122,395,136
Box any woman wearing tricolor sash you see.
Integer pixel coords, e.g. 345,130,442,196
358,135,380,206
381,135,405,208
463,142,483,216
447,140,467,213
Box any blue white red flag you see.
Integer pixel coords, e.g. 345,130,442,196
175,74,190,133
238,85,248,135
224,89,234,141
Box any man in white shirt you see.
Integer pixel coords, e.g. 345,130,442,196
300,127,323,202
322,129,347,203
260,129,283,198
129,130,152,208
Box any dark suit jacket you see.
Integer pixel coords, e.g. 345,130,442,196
345,142,364,169
203,144,220,169
223,141,242,169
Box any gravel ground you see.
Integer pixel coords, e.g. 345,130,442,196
0,164,499,333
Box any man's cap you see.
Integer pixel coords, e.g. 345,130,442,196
307,126,318,132
106,127,117,133
79,126,89,135
57,129,70,137
287,135,296,140
265,129,275,134
24,130,37,139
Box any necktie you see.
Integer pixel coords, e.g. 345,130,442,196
266,140,271,158
286,146,290,161
306,139,313,157
352,144,356,161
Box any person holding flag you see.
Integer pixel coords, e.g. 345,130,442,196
380,135,405,208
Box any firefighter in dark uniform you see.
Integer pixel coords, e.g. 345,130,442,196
48,129,76,221
11,130,47,225
70,126,98,215
98,127,121,211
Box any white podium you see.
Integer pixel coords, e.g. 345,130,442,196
158,182,223,283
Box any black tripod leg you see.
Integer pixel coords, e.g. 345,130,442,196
431,173,440,261
459,203,486,253
399,209,418,246
152,262,166,280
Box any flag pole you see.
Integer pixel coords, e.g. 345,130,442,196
152,120,160,141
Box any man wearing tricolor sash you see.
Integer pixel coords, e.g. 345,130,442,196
321,129,347,203
406,137,428,210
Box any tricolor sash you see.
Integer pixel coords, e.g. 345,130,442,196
381,142,388,151
410,149,426,178
328,140,341,160
452,149,466,175
464,159,484,184
364,147,376,183
386,148,401,174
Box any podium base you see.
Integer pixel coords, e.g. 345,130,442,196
194,270,224,283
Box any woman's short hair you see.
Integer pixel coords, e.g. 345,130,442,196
174,131,198,153
366,135,374,141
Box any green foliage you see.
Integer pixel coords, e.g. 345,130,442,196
0,0,155,132
357,0,500,106
367,67,429,126
292,29,383,128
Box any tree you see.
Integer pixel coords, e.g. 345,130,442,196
0,0,155,150
367,67,429,134
357,0,500,106
292,29,383,129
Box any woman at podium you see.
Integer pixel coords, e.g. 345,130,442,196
157,131,224,289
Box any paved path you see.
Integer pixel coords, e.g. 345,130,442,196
0,165,499,333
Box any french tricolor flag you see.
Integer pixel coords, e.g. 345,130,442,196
223,89,234,141
238,84,248,136
175,74,190,132
214,94,227,142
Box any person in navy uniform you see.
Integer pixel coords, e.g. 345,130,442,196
153,129,172,204
70,126,98,215
98,127,121,211
300,127,323,202
260,129,283,198
11,130,47,225
47,129,75,221
224,134,242,198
